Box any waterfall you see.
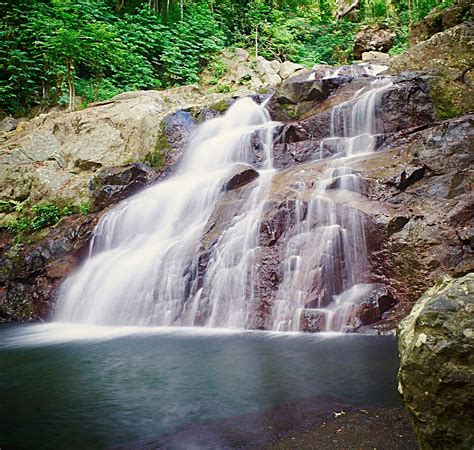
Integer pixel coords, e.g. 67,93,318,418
55,98,277,327
270,78,392,332
56,71,392,333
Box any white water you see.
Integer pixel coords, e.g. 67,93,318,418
56,74,392,333
55,98,278,327
270,78,392,332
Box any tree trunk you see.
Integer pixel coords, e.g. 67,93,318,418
336,0,360,19
66,58,75,111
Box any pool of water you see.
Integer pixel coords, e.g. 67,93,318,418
0,323,400,449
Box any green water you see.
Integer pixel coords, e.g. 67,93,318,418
0,323,400,449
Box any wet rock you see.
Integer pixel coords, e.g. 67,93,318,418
377,75,435,133
222,165,259,192
0,215,97,321
353,25,396,60
276,75,327,105
388,165,427,192
352,114,474,325
352,284,397,326
387,216,410,235
299,308,326,332
89,163,158,212
0,117,17,132
398,274,474,449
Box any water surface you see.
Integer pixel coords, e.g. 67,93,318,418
0,323,400,449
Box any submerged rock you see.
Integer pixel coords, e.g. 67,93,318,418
398,274,474,449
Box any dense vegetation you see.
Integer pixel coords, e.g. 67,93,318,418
1,0,453,116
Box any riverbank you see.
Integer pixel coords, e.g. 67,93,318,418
261,406,416,450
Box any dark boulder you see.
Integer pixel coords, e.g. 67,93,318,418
222,165,259,192
353,25,396,60
89,163,158,212
352,284,397,326
0,215,97,321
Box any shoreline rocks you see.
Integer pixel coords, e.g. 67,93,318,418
398,274,474,449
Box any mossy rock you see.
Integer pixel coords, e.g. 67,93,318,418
398,274,474,449
144,124,169,169
429,76,473,119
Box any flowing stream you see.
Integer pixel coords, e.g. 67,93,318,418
55,71,392,332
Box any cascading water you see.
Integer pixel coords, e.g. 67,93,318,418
55,98,278,327
270,76,392,332
56,67,392,333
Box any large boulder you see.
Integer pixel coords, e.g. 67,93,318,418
353,25,396,60
390,22,474,119
0,86,231,220
397,274,474,449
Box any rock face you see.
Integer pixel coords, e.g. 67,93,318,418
0,86,231,227
0,215,97,321
397,274,474,449
353,25,396,60
89,163,159,212
1,15,473,329
409,0,473,45
390,22,474,119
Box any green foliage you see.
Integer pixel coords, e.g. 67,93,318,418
207,56,228,85
161,2,225,84
389,24,409,56
0,0,456,116
30,204,62,230
79,201,91,215
5,201,91,235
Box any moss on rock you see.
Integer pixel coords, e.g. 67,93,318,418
398,274,474,449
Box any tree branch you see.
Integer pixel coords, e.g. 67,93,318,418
336,0,360,20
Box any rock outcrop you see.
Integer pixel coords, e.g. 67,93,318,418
0,86,232,227
409,0,473,45
390,21,474,119
398,274,474,449
0,214,97,321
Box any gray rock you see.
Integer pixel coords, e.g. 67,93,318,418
0,117,17,132
361,51,391,64
279,61,305,80
398,274,474,449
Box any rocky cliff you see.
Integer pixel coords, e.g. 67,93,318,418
0,15,472,328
